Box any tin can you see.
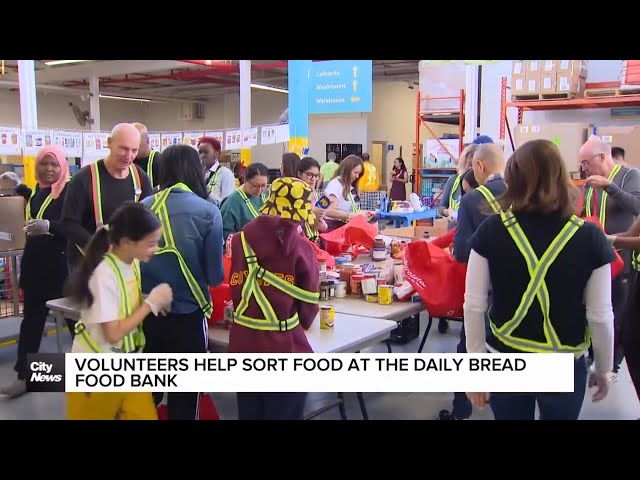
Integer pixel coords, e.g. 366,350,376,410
350,274,365,296
377,278,386,286
320,305,335,330
334,281,347,298
365,294,378,303
378,285,393,305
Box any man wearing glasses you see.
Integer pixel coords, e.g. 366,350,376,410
579,137,640,381
220,162,269,239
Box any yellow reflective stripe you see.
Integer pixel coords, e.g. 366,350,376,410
91,162,104,227
586,164,621,225
348,193,361,213
148,150,155,186
74,322,103,353
449,174,462,211
237,188,260,218
476,185,501,213
235,313,300,331
26,189,54,222
130,165,141,202
633,251,640,271
150,183,213,318
490,213,584,353
585,188,593,217
207,166,222,192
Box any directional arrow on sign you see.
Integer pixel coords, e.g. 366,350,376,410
353,65,358,78
350,96,360,103
353,79,358,92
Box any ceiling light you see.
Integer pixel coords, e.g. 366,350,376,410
251,83,288,94
99,94,151,102
43,60,92,66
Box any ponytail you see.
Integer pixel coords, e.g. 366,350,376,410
65,227,111,307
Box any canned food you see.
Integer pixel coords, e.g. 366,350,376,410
378,285,393,305
350,274,365,296
365,294,378,303
320,305,335,330
335,281,347,298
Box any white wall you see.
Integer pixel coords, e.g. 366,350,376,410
308,113,368,162
480,60,632,154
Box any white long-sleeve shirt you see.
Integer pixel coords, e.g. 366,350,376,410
206,161,235,203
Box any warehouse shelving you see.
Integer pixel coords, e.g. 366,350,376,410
413,89,465,204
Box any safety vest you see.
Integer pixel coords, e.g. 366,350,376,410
149,183,213,319
147,150,157,187
76,162,143,255
233,231,319,331
25,187,53,222
206,164,222,194
475,185,501,214
632,251,640,272
449,174,463,212
488,210,588,354
304,191,319,240
236,188,261,219
74,253,146,353
584,163,621,227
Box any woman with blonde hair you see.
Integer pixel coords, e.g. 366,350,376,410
441,143,479,230
464,139,615,420
323,154,374,231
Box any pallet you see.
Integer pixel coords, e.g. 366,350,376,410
585,87,640,98
513,92,577,101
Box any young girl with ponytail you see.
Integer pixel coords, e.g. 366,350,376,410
64,201,173,420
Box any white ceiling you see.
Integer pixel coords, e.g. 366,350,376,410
0,60,419,102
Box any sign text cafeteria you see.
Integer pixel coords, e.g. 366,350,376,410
308,60,373,114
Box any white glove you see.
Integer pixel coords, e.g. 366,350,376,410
23,219,50,236
605,234,617,246
0,172,20,187
450,209,458,221
588,365,610,402
145,283,173,316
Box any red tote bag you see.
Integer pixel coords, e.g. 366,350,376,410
576,186,624,279
319,214,378,260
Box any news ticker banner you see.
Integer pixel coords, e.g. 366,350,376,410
26,353,576,394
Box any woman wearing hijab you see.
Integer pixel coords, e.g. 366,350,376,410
0,146,72,397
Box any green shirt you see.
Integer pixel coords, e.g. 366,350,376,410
320,161,339,186
220,189,264,239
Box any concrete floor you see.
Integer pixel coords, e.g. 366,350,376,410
0,314,638,420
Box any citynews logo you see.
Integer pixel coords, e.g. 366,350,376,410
26,353,65,392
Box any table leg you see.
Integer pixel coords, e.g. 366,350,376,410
385,340,392,353
53,312,65,353
337,393,348,420
10,256,19,317
417,315,433,353
356,392,369,420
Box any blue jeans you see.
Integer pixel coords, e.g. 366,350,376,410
451,325,473,419
489,355,587,420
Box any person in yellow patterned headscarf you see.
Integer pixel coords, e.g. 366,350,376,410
228,176,321,420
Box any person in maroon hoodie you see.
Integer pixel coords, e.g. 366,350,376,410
229,176,320,420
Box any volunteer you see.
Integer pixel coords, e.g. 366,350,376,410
602,224,640,403
389,157,408,201
228,177,320,420
439,144,507,421
140,144,225,420
61,123,153,271
464,139,614,420
579,137,640,379
441,143,481,231
296,156,328,241
318,151,339,189
132,122,162,188
324,154,375,231
0,147,72,398
358,153,380,192
64,202,173,420
198,136,235,204
220,162,269,239
280,152,301,177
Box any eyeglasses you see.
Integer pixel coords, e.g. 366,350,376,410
303,171,320,180
579,153,603,166
248,181,268,189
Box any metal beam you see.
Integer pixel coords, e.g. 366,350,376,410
34,60,189,83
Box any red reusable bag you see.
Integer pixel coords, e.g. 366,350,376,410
319,214,378,260
576,187,625,279
157,393,220,420
403,239,467,318
302,236,335,269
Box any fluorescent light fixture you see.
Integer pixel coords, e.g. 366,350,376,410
43,60,91,66
251,83,288,94
99,94,151,102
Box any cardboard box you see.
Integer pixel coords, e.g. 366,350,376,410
422,139,459,168
0,196,27,252
512,74,527,95
596,125,640,169
514,122,591,174
525,61,541,75
557,60,588,78
541,73,556,93
512,61,525,76
524,72,541,94
384,219,449,240
542,60,557,74
556,73,586,97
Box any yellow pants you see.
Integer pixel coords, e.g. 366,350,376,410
66,392,158,420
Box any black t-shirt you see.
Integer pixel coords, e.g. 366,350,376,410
134,150,162,188
471,211,615,352
61,159,152,268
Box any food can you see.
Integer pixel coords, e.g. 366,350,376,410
365,294,378,303
350,274,365,296
377,278,386,286
378,285,393,305
335,281,347,298
320,305,335,330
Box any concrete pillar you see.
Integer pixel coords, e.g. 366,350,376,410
287,60,310,157
89,75,100,131
18,60,38,188
239,60,251,166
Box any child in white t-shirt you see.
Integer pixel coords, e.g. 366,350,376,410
64,201,173,420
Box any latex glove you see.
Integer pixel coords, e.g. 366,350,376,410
588,366,610,402
450,209,458,221
145,283,173,316
24,219,50,236
0,172,20,187
605,234,617,246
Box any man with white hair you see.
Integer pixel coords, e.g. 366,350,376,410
579,137,640,380
61,123,153,270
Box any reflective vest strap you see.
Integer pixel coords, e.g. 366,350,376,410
237,188,260,218
586,164,621,225
491,214,584,353
207,166,222,192
90,162,104,227
633,251,640,271
476,185,501,213
449,174,462,211
74,322,104,353
26,188,54,222
148,150,156,186
349,193,361,214
130,165,142,203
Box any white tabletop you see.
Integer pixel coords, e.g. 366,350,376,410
319,296,423,321
208,313,397,354
46,297,82,320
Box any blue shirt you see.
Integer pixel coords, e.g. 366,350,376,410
140,188,224,315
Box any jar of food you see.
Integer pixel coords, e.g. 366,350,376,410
319,281,331,301
372,236,387,261
350,274,365,296
334,281,347,298
361,274,377,295
327,280,336,300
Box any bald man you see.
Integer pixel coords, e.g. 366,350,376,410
61,123,153,270
132,122,162,188
579,137,640,378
